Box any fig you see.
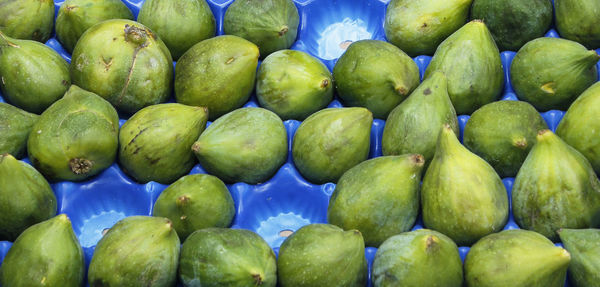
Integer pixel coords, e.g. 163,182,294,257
558,228,600,287
0,103,38,158
556,0,600,49
0,0,54,42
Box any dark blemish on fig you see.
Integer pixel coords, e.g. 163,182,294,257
423,88,432,95
62,80,69,86
132,146,141,155
278,26,289,37
128,127,149,145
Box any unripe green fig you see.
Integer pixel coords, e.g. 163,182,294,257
422,124,509,246
138,0,215,60
558,228,600,287
0,0,54,42
0,214,85,287
464,100,548,178
385,0,472,57
277,224,367,287
119,103,208,184
292,107,372,184
512,129,600,241
88,216,180,287
328,155,424,247
0,32,71,114
56,0,134,53
27,85,120,181
510,37,600,111
153,174,235,241
333,40,420,119
465,229,571,287
175,35,259,120
70,19,173,114
0,154,56,241
424,20,504,115
256,49,333,120
556,0,600,49
382,71,459,166
179,228,277,287
0,103,38,158
224,0,299,57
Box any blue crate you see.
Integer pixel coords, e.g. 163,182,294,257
2,0,597,286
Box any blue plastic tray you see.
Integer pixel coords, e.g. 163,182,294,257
1,0,598,286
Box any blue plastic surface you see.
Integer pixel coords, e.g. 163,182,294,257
1,0,596,286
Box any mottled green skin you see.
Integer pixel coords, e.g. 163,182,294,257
0,32,70,114
510,38,600,111
224,0,299,57
175,35,259,120
470,0,553,51
0,0,54,42
557,82,600,175
292,108,372,184
465,229,571,287
278,224,367,287
384,0,472,57
119,103,208,184
153,174,235,241
88,216,180,287
0,154,55,241
56,0,133,53
0,215,84,287
512,130,600,241
27,85,119,181
71,19,173,114
372,229,463,287
382,71,458,167
464,101,548,178
0,103,38,158
179,228,277,287
192,108,287,184
422,125,508,246
424,21,503,115
333,40,420,119
138,0,215,60
256,49,333,120
556,0,600,49
558,229,600,287
328,155,424,247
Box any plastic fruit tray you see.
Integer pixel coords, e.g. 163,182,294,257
1,0,598,286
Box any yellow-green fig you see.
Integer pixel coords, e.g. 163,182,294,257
558,228,600,287
0,103,38,158
0,0,54,42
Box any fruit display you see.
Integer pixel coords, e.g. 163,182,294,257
1,0,599,286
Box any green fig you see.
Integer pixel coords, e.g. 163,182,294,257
256,49,333,121
465,229,571,287
372,229,463,287
0,103,38,158
424,20,504,115
0,0,54,42
557,82,600,175
292,107,372,184
558,228,600,287
277,224,367,287
56,0,134,53
464,100,548,178
333,40,421,119
510,37,600,111
382,71,459,165
0,31,71,114
27,85,119,181
175,35,259,120
556,0,600,49
119,103,209,184
470,0,553,51
153,174,235,241
192,107,287,184
0,154,56,241
224,0,299,57
179,228,277,287
0,214,84,287
384,0,472,57
328,155,424,247
138,0,215,60
512,129,600,241
88,216,180,287
70,19,173,114
422,124,509,246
